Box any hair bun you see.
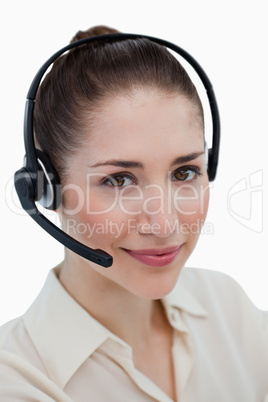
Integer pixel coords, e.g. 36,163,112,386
70,25,120,43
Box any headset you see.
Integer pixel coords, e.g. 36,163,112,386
14,33,220,268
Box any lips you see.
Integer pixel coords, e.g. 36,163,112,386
123,246,182,267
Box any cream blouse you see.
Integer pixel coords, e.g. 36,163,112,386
0,266,267,401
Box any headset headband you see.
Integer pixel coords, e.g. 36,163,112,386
24,33,220,180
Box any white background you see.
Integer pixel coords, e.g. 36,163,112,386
1,0,267,325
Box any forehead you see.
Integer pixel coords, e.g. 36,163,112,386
84,90,204,163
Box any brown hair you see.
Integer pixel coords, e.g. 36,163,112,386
34,25,203,181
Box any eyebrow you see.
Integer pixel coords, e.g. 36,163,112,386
170,151,204,167
89,151,204,169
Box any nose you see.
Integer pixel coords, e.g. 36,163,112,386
136,185,178,238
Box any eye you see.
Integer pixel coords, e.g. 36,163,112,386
102,174,136,188
172,166,201,182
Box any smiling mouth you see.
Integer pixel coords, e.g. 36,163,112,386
122,246,182,267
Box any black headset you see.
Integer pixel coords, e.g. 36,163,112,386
14,33,220,268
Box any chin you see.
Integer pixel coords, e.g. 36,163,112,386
130,267,183,300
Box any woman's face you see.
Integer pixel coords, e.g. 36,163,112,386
61,89,209,299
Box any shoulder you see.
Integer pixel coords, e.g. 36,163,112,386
171,268,268,397
179,267,268,330
0,315,45,373
0,315,72,401
180,266,254,304
0,317,21,347
0,349,72,401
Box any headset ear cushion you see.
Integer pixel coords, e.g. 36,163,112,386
35,149,61,210
14,167,36,204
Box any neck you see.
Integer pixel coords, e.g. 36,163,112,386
57,253,166,347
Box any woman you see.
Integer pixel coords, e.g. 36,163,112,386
0,25,267,401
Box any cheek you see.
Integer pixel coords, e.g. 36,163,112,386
175,182,210,230
63,196,130,250
62,183,146,244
